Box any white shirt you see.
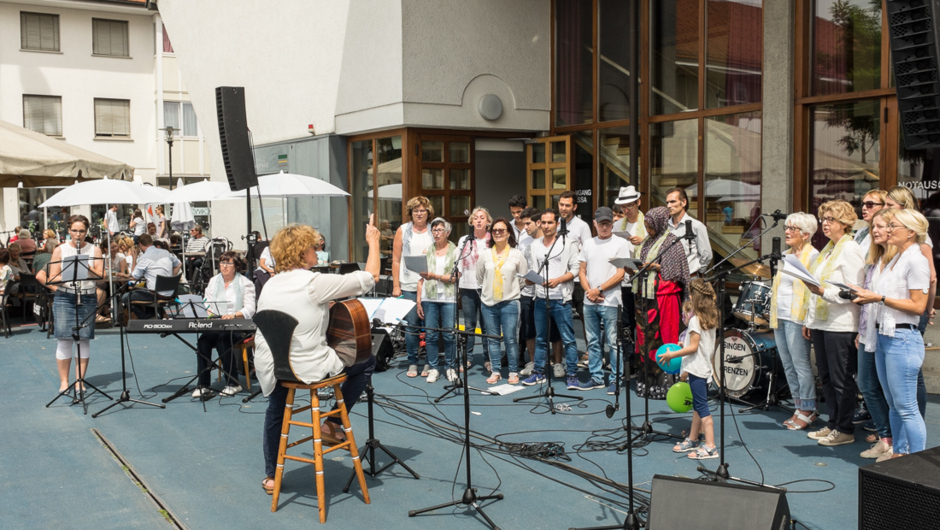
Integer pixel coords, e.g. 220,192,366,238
257,246,275,272
668,213,712,275
519,235,537,298
875,244,931,328
564,215,593,250
131,246,181,296
579,236,629,307
527,236,580,301
421,256,452,303
804,240,865,332
475,247,528,305
617,217,643,284
456,235,490,290
512,220,526,244
399,228,433,292
775,247,820,323
105,210,119,234
132,217,145,236
254,269,375,397
204,273,256,319
682,316,715,379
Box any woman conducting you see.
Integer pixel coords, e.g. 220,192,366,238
192,251,256,399
257,216,381,495
48,215,105,394
768,212,819,431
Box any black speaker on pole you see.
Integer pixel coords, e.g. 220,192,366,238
215,86,259,191
647,475,790,530
888,0,940,150
859,445,940,529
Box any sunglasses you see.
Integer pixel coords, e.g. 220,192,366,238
861,201,884,209
491,228,507,235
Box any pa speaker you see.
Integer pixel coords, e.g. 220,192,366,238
647,475,790,530
372,330,395,372
859,445,940,529
887,0,940,149
215,86,259,191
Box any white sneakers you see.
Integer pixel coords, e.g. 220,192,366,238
426,369,440,383
446,369,458,383
519,361,534,376
861,438,891,459
552,363,565,378
220,384,242,397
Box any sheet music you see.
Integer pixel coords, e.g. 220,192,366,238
609,257,644,270
781,254,820,287
518,270,546,285
60,255,100,282
358,297,417,331
403,255,428,274
483,383,526,396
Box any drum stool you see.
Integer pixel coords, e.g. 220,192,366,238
270,374,371,522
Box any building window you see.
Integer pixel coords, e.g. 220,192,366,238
417,137,473,242
705,0,763,108
163,25,174,53
20,12,59,52
350,135,403,262
163,102,198,136
94,98,130,137
811,0,881,96
92,18,129,57
23,95,62,136
555,0,594,126
649,118,698,212
650,0,700,115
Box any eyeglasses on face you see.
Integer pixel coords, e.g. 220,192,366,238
431,228,446,233
886,223,907,231
491,228,507,235
820,217,837,224
220,261,235,266
784,225,800,232
69,229,87,234
861,201,884,209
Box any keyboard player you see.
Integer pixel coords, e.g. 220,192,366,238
190,251,256,399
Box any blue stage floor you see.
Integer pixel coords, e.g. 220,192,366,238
2,323,938,529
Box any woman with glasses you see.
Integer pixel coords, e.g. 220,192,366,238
769,213,819,431
392,196,434,378
416,218,459,384
457,206,493,372
854,210,897,460
851,209,931,459
476,217,528,384
801,200,866,447
192,251,256,398
856,190,887,255
47,215,105,394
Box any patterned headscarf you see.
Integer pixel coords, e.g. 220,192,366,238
639,206,691,287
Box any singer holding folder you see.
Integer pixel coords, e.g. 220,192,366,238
48,215,104,393
769,213,820,431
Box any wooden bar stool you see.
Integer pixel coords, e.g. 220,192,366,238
254,310,370,523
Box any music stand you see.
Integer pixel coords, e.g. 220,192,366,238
44,254,113,414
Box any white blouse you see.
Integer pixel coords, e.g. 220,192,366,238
253,269,375,396
875,244,931,330
475,247,528,306
803,240,865,333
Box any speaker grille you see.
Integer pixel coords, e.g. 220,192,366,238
860,473,940,528
888,0,940,149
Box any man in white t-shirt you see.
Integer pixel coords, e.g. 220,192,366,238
578,207,629,392
104,204,120,238
665,187,712,277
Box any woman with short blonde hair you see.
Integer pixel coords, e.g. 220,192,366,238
457,206,494,370
270,224,321,273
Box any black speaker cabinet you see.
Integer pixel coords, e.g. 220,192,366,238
372,330,394,372
887,0,940,149
859,445,940,529
215,86,259,191
648,475,790,530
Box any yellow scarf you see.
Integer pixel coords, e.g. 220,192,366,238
491,246,509,301
770,243,814,329
802,234,852,322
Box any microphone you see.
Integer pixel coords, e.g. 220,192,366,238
764,210,789,222
605,403,618,418
684,219,694,240
558,217,568,236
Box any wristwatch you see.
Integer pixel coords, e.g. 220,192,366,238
880,295,886,304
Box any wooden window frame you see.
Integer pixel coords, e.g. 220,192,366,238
415,134,474,241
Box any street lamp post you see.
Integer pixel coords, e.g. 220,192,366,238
163,125,176,190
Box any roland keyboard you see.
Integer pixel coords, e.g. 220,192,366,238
125,319,256,334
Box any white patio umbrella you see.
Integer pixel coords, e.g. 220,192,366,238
213,170,350,199
170,179,196,233
165,178,230,203
40,176,170,208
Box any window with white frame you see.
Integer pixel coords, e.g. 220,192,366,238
20,12,59,52
23,95,62,136
92,18,129,57
94,98,130,137
163,101,198,136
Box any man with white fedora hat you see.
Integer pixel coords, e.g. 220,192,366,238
613,185,645,380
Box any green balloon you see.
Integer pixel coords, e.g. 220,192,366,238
667,382,693,413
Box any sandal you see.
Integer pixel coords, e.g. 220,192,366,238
508,372,519,384
786,412,817,431
484,361,492,372
407,364,418,378
320,421,346,446
486,372,502,384
689,444,719,460
420,364,431,377
673,437,698,453
865,433,879,444
782,413,798,427
262,477,274,495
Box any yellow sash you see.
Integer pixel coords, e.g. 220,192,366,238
802,234,852,322
769,244,814,329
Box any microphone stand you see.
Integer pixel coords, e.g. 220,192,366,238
513,230,583,412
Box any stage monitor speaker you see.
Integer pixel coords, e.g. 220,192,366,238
372,330,395,372
647,475,790,530
215,86,258,191
887,0,940,149
859,445,940,529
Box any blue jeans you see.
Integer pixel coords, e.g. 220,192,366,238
400,290,422,366
533,298,578,376
460,288,489,363
262,355,375,478
481,300,521,373
858,344,892,439
583,304,620,384
422,301,456,371
876,329,927,454
773,320,816,411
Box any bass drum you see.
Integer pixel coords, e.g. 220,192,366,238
712,328,780,399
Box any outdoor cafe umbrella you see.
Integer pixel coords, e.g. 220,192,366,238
165,178,230,203
213,170,350,199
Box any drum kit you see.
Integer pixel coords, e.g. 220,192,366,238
713,278,793,413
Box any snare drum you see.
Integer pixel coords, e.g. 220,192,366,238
733,281,771,327
712,328,778,399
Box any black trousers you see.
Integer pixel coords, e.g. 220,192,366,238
811,329,858,434
196,331,246,387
